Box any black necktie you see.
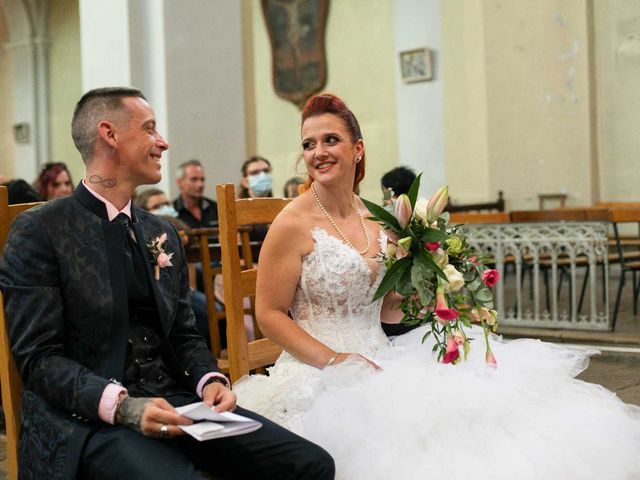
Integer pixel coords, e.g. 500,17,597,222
114,213,149,299
115,213,136,243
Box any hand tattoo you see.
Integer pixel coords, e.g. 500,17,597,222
88,175,117,187
116,396,151,434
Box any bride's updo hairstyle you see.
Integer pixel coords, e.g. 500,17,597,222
300,93,366,194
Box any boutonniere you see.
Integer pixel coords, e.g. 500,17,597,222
147,232,174,280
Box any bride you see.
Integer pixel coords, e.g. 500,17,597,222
234,93,640,479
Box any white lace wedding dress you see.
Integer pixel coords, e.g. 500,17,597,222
234,228,640,480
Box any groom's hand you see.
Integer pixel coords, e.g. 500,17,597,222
116,396,192,438
203,382,237,413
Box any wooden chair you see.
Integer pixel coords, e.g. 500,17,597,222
186,227,226,358
216,184,290,383
609,207,640,329
0,186,44,480
187,227,260,361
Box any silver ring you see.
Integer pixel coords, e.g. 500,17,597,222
160,424,169,439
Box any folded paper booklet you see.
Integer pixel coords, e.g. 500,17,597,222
175,402,262,441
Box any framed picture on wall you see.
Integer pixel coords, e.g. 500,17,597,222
399,48,432,83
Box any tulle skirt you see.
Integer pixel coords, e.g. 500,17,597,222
234,327,640,479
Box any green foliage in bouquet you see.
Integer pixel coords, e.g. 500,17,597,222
361,174,500,365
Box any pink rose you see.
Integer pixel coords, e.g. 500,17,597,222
481,269,500,288
424,242,440,251
157,252,174,268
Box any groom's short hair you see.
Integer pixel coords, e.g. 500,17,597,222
71,87,146,163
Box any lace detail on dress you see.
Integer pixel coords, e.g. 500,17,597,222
288,227,389,358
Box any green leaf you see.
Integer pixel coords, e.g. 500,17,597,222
372,257,412,301
416,249,447,282
466,277,481,291
421,329,432,343
407,173,422,209
420,228,449,243
361,197,400,231
474,287,493,302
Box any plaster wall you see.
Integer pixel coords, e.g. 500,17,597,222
49,0,83,182
162,0,246,199
594,0,640,202
251,0,398,201
394,0,445,198
0,4,15,179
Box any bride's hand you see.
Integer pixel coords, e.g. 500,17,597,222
330,353,382,371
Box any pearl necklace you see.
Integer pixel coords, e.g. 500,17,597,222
311,183,370,255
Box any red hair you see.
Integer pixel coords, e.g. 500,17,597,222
300,93,365,193
36,163,74,200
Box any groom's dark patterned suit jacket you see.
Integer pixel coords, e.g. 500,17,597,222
0,183,220,479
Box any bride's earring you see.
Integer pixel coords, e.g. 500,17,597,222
355,156,361,163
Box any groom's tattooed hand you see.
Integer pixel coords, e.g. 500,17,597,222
116,396,151,434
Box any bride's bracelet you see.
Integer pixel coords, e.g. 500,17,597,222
324,353,339,369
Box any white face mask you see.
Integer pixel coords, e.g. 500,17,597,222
151,204,179,218
248,172,273,197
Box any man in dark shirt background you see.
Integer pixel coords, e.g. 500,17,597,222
173,159,218,228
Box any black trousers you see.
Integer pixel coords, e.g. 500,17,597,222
78,405,335,480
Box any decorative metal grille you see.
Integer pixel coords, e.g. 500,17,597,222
464,222,610,330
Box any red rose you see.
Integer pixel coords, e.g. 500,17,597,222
424,242,440,251
481,269,500,288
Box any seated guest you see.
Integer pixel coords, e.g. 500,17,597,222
283,176,304,198
238,156,272,244
380,165,416,207
239,156,273,199
135,187,178,217
0,86,334,479
173,159,218,229
34,162,74,200
2,179,41,204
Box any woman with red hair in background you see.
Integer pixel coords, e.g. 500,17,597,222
234,93,640,479
35,162,74,200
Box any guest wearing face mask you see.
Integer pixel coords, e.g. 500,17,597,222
239,156,273,199
134,188,180,217
238,156,273,244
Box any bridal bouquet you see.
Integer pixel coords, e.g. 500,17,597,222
362,175,500,366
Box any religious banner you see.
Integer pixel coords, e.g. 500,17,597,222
261,0,330,109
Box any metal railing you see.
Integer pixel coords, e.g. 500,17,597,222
465,221,610,330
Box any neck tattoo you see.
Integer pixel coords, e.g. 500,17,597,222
88,175,117,188
311,183,370,255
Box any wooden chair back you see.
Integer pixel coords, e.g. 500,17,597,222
216,184,291,383
187,227,226,357
0,186,44,480
187,226,258,360
449,211,510,224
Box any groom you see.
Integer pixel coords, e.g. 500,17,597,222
0,87,334,479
